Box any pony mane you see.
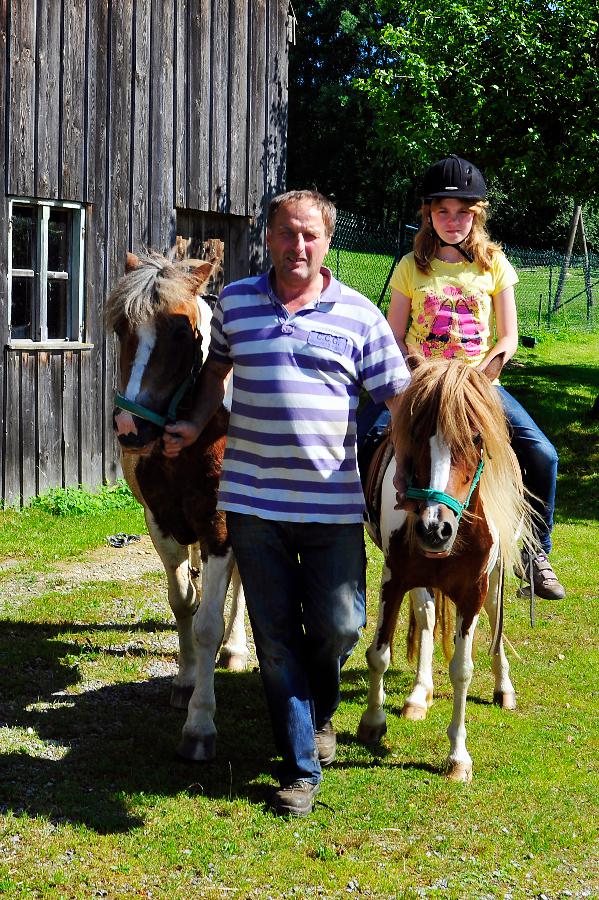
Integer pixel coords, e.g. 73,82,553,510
105,252,210,331
392,358,535,572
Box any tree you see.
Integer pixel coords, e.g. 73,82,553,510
354,0,599,204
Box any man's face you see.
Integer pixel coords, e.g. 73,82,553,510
267,201,331,287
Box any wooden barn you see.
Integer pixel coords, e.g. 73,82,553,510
0,0,291,505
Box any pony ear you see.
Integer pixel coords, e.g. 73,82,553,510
482,353,506,382
126,252,140,272
406,350,425,373
188,259,217,293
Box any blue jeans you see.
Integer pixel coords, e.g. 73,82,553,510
496,386,557,554
226,512,366,787
357,389,558,553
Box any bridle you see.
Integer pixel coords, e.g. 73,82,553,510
405,450,485,521
114,325,203,430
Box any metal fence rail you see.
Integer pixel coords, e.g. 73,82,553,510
326,210,597,333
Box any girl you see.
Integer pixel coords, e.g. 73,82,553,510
387,154,563,600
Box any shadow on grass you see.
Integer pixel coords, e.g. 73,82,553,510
502,361,599,520
0,618,275,833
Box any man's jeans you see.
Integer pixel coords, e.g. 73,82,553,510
357,387,558,554
226,512,366,787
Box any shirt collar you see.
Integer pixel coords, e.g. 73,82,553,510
262,266,341,308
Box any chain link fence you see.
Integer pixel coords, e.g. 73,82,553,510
325,210,598,334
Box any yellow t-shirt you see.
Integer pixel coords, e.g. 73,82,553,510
390,252,518,367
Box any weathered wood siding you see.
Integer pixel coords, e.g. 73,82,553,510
0,0,289,504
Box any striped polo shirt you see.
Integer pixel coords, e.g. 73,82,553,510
210,268,410,523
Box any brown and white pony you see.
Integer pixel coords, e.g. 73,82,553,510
358,356,533,781
107,252,247,762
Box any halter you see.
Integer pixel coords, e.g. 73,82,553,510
405,452,485,521
114,329,203,430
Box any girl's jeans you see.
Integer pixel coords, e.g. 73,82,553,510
357,386,557,554
226,512,366,787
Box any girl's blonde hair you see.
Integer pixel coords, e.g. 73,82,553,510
413,199,501,274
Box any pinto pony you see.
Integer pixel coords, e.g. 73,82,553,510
358,356,533,781
107,252,247,762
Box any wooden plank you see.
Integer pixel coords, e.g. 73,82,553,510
0,0,9,494
35,0,61,198
188,0,210,211
82,0,109,487
130,0,151,248
228,214,250,283
228,0,249,216
8,0,36,195
3,351,21,506
20,351,36,502
210,0,229,212
104,0,133,482
62,351,79,486
248,0,267,270
61,0,87,199
266,0,287,201
149,0,175,250
37,352,63,492
173,0,188,209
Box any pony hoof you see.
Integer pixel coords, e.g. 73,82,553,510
357,717,387,745
493,690,517,710
401,702,428,721
445,760,472,783
217,651,248,672
177,732,217,762
170,683,194,709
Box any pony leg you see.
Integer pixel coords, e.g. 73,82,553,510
145,509,198,709
484,564,517,710
446,612,479,782
177,548,235,762
217,562,248,672
357,565,395,744
402,588,435,720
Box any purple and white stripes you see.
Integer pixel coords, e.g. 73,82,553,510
210,269,410,523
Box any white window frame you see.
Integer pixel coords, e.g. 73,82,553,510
7,197,89,348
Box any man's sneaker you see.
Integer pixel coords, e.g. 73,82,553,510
271,780,320,817
518,552,565,600
315,721,337,767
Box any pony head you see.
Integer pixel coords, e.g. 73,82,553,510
106,251,217,454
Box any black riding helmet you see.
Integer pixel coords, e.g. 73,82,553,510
420,154,487,201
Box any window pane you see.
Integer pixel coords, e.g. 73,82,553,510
48,208,70,272
11,277,34,339
12,208,35,269
47,279,69,338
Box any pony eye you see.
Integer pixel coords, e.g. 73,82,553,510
473,432,481,446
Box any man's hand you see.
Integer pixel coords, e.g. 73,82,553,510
162,421,201,458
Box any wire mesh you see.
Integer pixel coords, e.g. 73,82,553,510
325,211,598,334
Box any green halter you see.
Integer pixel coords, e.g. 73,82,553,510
114,335,202,430
405,454,485,521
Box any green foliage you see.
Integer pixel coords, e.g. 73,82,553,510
287,0,599,249
355,0,598,203
28,480,139,517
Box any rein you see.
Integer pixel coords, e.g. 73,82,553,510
114,329,203,430
405,453,485,521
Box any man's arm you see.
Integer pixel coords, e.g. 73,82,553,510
162,354,232,458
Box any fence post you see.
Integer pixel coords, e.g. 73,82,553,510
553,201,581,311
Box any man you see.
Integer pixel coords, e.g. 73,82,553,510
163,190,410,816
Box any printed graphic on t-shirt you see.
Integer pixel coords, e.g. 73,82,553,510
419,285,483,359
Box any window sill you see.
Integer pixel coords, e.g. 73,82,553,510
5,340,95,351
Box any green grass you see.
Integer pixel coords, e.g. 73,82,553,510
325,248,597,334
0,337,597,899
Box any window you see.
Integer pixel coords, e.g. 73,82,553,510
8,198,85,344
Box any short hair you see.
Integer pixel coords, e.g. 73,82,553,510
267,190,336,239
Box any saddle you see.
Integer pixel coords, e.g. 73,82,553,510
361,427,394,546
